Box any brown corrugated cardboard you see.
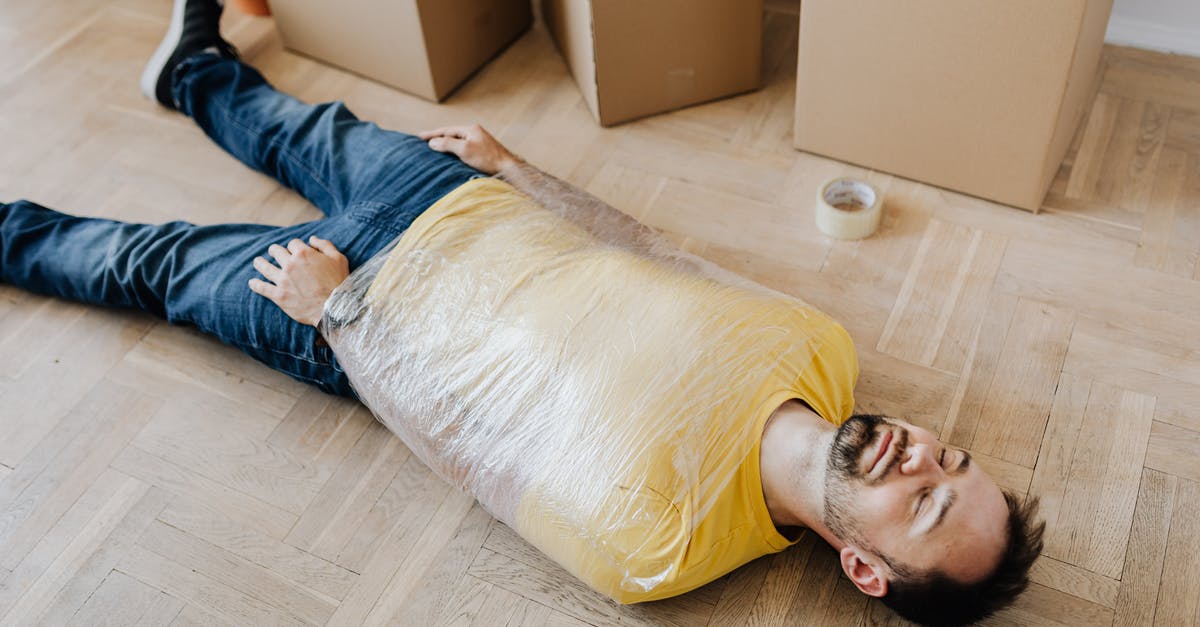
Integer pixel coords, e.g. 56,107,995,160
271,0,532,102
793,0,1113,212
542,0,764,127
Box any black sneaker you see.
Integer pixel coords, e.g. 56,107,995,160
140,0,238,109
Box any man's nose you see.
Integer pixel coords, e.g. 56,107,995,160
900,443,938,475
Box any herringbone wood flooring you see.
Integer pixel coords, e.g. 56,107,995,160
2,1,1198,625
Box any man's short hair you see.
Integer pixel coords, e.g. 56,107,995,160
880,490,1045,627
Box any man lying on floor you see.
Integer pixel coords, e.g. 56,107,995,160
0,1,1043,625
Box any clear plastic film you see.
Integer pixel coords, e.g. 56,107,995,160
321,164,855,602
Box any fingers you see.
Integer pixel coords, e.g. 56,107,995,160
269,239,314,265
308,235,345,260
267,243,289,266
427,135,468,155
417,128,448,140
248,277,281,301
286,238,309,255
418,125,480,140
252,256,283,282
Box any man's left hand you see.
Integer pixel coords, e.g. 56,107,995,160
418,124,522,175
249,236,350,327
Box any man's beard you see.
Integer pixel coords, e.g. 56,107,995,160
822,414,907,542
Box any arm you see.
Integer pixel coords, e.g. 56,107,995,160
420,125,664,256
421,125,762,290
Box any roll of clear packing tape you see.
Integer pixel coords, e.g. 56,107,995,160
815,177,883,240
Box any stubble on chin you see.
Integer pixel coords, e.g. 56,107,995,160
822,415,881,539
828,415,882,479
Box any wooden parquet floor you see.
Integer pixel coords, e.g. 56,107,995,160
1,1,1198,625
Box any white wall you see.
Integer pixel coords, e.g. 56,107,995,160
1106,0,1200,57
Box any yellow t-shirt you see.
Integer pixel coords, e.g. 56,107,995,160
363,178,858,603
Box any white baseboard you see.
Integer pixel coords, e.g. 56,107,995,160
1105,15,1200,57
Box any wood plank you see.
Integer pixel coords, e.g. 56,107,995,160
745,535,818,626
816,173,934,316
168,604,232,627
436,575,524,627
324,460,454,626
1063,316,1200,408
1101,48,1200,111
1145,420,1200,484
1134,147,1195,276
0,382,161,571
110,446,296,540
156,499,358,601
969,450,1034,495
1113,469,1176,627
266,389,372,485
876,218,1007,375
116,545,304,627
67,570,183,627
0,474,150,626
1028,556,1120,609
1041,383,1154,579
1028,373,1091,560
129,401,323,515
107,325,307,420
710,555,770,626
584,161,668,223
361,490,475,624
853,347,960,434
969,298,1075,467
779,540,869,627
652,177,829,273
0,309,152,468
942,291,1021,449
1118,101,1171,212
1155,478,1200,626
982,582,1113,626
1065,92,1119,200
393,503,494,627
998,236,1200,334
285,421,409,565
32,484,171,627
136,520,338,625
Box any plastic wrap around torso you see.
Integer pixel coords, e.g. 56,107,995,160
321,178,857,602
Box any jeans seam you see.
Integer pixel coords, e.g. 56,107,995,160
347,201,407,237
214,99,341,214
201,318,332,369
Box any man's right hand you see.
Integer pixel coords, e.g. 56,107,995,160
418,124,523,175
249,236,350,328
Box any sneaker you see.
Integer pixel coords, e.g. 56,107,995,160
140,0,237,109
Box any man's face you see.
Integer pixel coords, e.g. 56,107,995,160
823,415,1008,583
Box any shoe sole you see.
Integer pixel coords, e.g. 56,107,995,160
140,0,188,103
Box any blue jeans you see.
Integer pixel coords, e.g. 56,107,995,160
0,54,481,397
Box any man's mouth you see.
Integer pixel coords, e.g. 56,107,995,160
868,429,893,475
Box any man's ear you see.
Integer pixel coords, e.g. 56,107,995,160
839,546,889,598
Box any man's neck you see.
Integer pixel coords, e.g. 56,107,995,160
758,400,844,548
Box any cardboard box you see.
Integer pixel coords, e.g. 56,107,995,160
793,0,1113,212
271,0,532,102
542,0,764,127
